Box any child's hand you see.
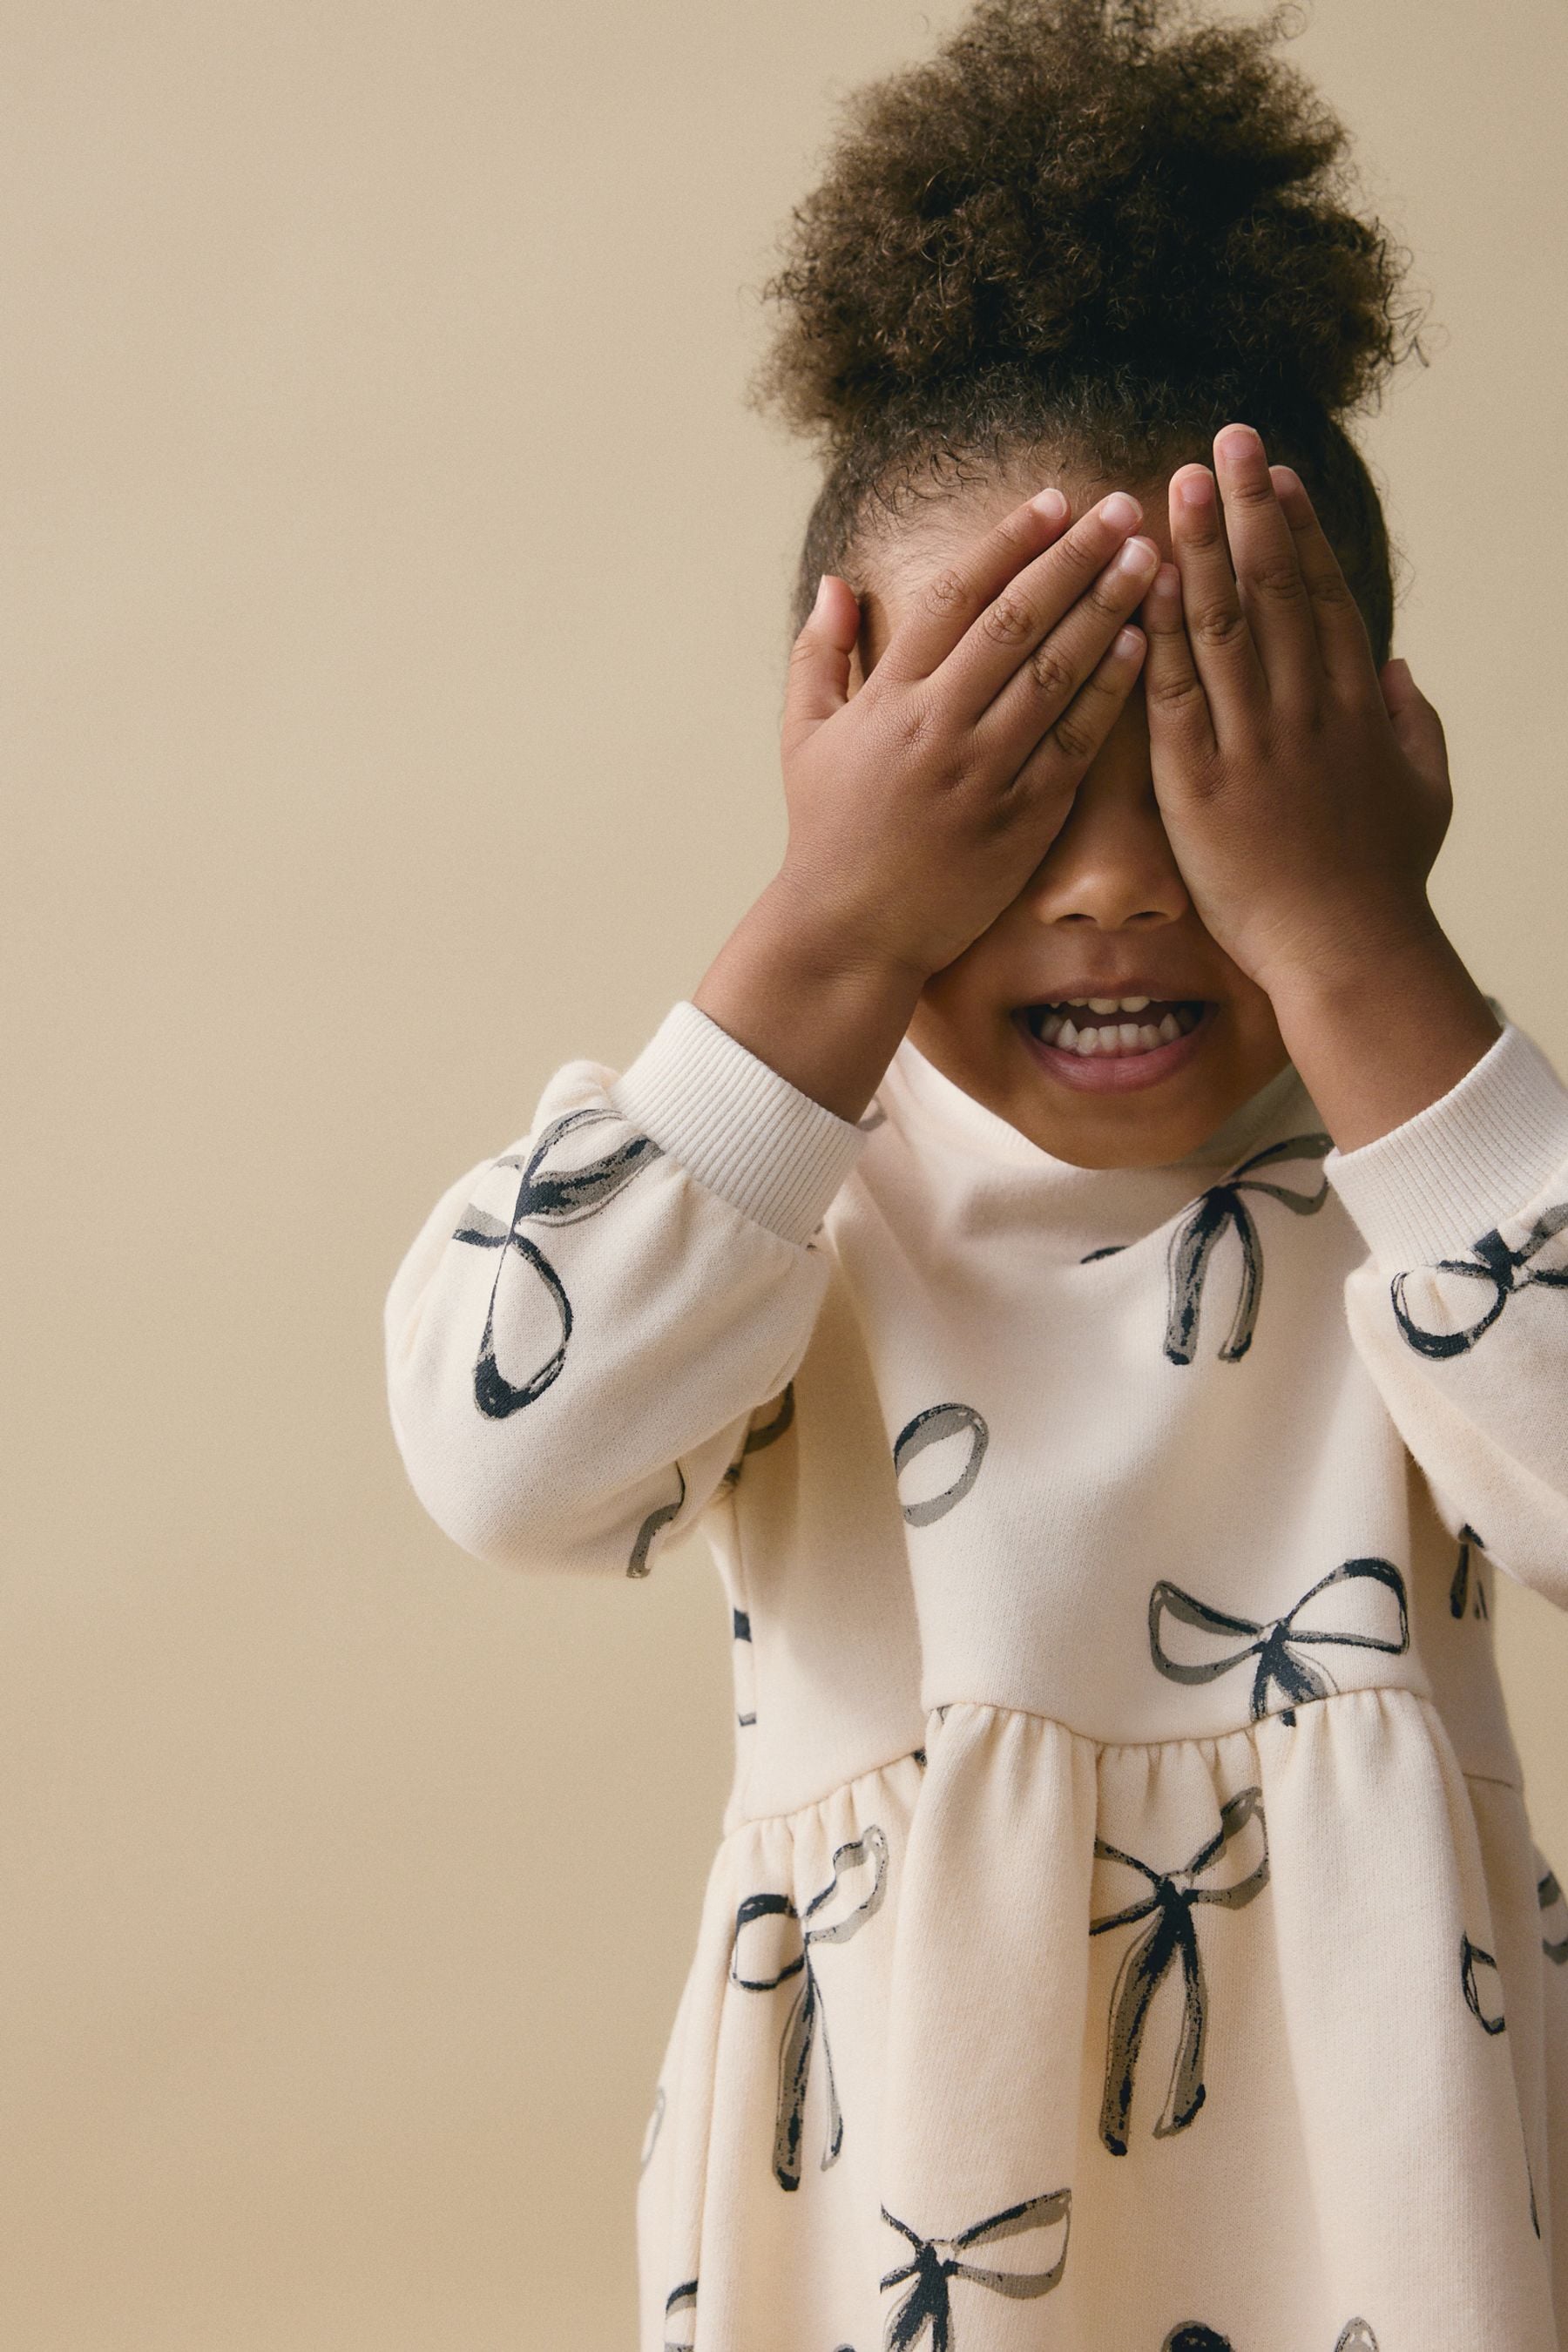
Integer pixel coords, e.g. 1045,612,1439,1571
1141,424,1452,1000
776,489,1162,980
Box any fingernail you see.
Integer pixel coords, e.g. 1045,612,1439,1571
1100,491,1141,531
812,573,831,617
1030,486,1068,522
1177,470,1213,510
1218,423,1261,459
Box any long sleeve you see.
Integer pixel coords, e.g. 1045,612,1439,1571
1324,1016,1568,1608
383,1000,867,1578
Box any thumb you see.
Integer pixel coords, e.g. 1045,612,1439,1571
1380,656,1449,781
783,574,860,742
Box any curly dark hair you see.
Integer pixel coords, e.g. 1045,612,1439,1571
745,0,1433,669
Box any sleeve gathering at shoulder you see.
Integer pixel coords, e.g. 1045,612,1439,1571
383,1001,868,1580
1323,1018,1568,1609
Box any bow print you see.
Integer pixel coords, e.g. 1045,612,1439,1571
893,1402,990,1528
1538,1859,1568,1963
1091,1787,1270,2154
1459,1929,1542,2238
878,2187,1071,2350
1449,1524,1490,1619
1148,1558,1409,1727
1390,1200,1568,1361
1161,2328,1376,2352
1163,1132,1333,1364
733,1604,755,1728
730,1823,889,2190
450,1105,661,1418
662,2276,697,2352
720,1382,796,1494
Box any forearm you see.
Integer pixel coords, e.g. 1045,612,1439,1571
1269,912,1504,1154
693,872,928,1125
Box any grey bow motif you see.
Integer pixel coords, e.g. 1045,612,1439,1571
1449,1524,1490,1619
1538,1859,1568,1963
878,2187,1071,2350
1091,1788,1270,2154
450,1105,661,1417
1459,1930,1542,2237
1148,1558,1409,1727
730,1824,889,2190
1390,1201,1568,1360
893,1402,989,1527
662,2276,697,2352
720,1382,796,1495
1162,2328,1376,2352
1163,1132,1332,1364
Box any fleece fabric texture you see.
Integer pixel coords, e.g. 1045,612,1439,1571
384,996,1568,2352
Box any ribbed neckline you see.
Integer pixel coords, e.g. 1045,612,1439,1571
880,1031,1317,1179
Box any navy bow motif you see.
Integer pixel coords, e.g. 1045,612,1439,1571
730,1823,889,2190
1461,1930,1506,2033
878,2187,1071,2349
1449,1524,1490,1619
733,1605,756,1728
1148,1558,1409,1727
1091,1787,1270,2154
1459,1930,1542,2237
1162,2328,1376,2352
1163,1132,1333,1364
1538,1858,1568,1963
720,1382,796,1496
450,1105,661,1418
1390,1201,1568,1360
628,1463,686,1580
893,1402,989,1528
662,2275,697,2351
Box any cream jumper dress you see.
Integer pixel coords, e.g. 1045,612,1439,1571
383,995,1568,2352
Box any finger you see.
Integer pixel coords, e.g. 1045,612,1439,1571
971,528,1162,764
1010,624,1147,804
1269,464,1378,690
1167,461,1267,727
933,493,1156,720
878,487,1141,692
1210,423,1321,706
1139,561,1218,767
1379,656,1450,795
781,572,860,748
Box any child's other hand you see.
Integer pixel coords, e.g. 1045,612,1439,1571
776,490,1161,981
1141,423,1453,1004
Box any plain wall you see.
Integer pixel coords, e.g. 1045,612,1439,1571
6,2,1567,2342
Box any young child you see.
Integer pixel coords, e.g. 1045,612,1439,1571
382,2,1568,2343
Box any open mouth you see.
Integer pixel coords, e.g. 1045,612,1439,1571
1019,997,1208,1059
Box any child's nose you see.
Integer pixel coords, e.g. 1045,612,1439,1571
1020,769,1191,931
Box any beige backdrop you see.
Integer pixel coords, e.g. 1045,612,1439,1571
7,2,1567,2344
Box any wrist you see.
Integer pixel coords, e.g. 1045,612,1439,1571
1266,911,1504,1154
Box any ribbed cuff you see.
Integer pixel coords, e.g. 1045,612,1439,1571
1324,1022,1568,1271
607,1001,868,1247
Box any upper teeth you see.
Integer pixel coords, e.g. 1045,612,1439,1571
1025,999,1201,1056
1065,997,1151,1012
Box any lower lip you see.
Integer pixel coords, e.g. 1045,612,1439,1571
1013,1004,1215,1092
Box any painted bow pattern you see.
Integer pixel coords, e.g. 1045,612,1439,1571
1450,1524,1490,1619
1161,2328,1376,2352
1091,1787,1270,2154
730,1823,889,2190
450,1105,661,1417
1390,1200,1568,1360
1538,1856,1568,1963
1163,1132,1332,1364
1459,1928,1541,2238
892,1402,990,1528
878,2187,1071,2350
720,1382,796,1496
662,2275,697,2352
1148,1558,1409,1727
